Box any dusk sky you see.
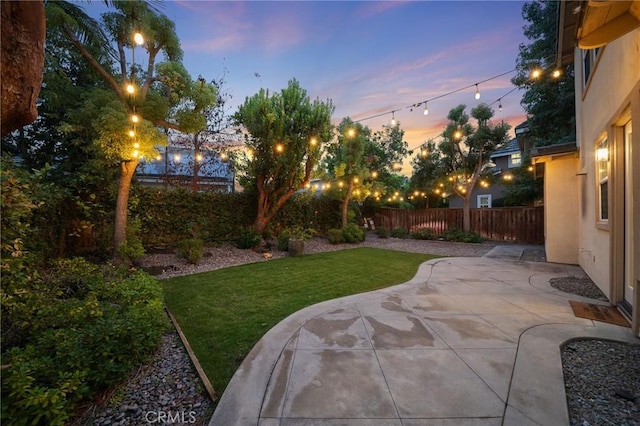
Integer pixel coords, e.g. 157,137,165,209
88,0,531,173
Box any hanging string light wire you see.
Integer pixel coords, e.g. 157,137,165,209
354,68,516,124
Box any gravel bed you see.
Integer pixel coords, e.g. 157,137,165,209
82,237,638,425
80,332,213,426
550,276,609,301
140,234,496,279
562,340,640,426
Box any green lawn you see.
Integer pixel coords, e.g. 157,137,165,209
163,247,437,397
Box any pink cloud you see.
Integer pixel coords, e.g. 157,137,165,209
355,1,411,19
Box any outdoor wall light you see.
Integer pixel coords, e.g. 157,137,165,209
596,147,609,162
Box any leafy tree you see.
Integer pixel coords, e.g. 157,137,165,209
323,118,375,226
501,157,543,206
409,140,446,208
367,123,411,204
439,104,510,231
512,0,575,146
233,79,334,234
170,69,239,192
50,1,217,256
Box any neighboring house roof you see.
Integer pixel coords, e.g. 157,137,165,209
514,121,529,135
490,138,520,159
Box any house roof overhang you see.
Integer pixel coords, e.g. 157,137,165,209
530,142,578,163
557,1,640,67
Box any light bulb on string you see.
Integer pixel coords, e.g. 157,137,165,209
531,68,542,79
128,130,135,137
552,69,561,78
498,99,503,111
131,114,139,123
475,84,480,100
423,103,429,116
126,83,135,94
133,32,144,46
390,112,397,127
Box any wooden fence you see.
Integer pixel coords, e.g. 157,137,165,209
372,206,544,244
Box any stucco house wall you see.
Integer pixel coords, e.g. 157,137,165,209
574,29,640,299
542,154,579,264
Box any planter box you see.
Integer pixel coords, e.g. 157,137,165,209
288,239,305,257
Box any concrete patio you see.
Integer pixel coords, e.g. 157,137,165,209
210,246,637,425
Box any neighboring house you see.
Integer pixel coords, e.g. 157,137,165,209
136,145,235,192
449,129,528,209
534,1,639,334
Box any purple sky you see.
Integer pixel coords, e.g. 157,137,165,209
89,1,530,173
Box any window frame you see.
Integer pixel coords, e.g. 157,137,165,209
508,152,522,168
477,194,492,209
596,137,609,227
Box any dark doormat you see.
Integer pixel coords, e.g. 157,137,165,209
569,300,630,327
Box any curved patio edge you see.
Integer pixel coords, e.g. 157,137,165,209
504,322,638,425
208,258,438,425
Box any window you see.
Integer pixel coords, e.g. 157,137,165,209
596,138,609,221
508,153,522,168
477,194,492,208
582,48,600,88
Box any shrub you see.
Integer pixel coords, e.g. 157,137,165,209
236,227,262,249
442,227,483,243
376,226,390,238
117,236,145,264
342,223,365,243
390,227,409,239
1,259,166,425
327,228,345,244
277,229,292,251
117,218,146,264
411,228,434,240
176,238,204,264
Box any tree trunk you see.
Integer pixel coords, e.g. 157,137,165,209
341,180,354,227
1,1,45,136
114,159,139,258
462,194,471,232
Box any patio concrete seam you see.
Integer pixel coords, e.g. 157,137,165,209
357,306,404,421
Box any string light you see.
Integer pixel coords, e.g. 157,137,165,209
423,103,429,115
275,143,284,153
475,84,480,100
310,137,318,146
134,32,144,45
498,99,503,111
390,111,397,126
354,69,516,124
552,69,562,78
131,114,139,123
126,83,135,94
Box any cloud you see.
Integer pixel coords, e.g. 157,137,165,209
355,1,411,19
182,34,248,52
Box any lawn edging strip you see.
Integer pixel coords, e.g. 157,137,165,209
166,307,218,402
